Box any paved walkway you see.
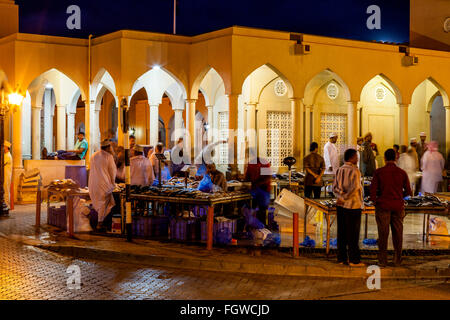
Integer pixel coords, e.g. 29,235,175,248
0,205,448,300
1,205,449,279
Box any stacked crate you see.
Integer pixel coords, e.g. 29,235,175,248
48,206,67,230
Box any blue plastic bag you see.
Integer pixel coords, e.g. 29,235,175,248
323,238,337,248
300,236,316,248
161,166,171,181
198,174,213,193
363,238,378,246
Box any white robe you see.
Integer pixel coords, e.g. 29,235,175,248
421,151,445,194
3,152,12,207
397,153,417,191
89,150,117,222
324,142,339,175
130,155,155,186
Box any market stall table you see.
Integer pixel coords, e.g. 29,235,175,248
301,197,448,255
124,191,252,250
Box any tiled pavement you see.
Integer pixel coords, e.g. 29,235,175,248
0,236,448,300
0,205,448,300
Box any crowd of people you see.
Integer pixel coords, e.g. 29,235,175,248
303,131,447,267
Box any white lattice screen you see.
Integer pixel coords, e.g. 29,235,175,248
218,112,229,165
266,111,293,168
320,113,347,156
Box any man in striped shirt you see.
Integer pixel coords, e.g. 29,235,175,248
333,149,365,267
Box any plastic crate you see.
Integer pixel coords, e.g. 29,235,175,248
132,216,170,238
201,219,237,242
48,206,67,230
169,218,201,241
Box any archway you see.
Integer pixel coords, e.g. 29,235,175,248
240,64,294,173
360,74,402,166
26,69,82,158
304,69,352,161
409,78,449,156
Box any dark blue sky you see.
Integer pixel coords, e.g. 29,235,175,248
15,0,410,43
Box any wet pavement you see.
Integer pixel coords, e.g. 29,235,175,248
0,204,448,300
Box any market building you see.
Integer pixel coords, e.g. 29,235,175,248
0,0,449,200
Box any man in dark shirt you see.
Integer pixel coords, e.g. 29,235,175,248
303,142,325,199
370,149,412,267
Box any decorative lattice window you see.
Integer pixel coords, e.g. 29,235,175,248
218,112,229,165
274,80,287,97
320,113,347,156
266,111,293,168
375,86,386,102
327,83,339,100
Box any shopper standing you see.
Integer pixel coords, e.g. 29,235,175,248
370,149,412,267
89,140,118,232
361,133,377,177
421,141,445,194
324,133,339,196
303,142,325,199
333,149,364,267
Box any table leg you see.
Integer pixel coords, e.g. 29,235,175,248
35,190,41,228
364,213,368,239
207,205,214,251
422,214,426,241
304,204,309,239
293,212,299,258
426,214,430,243
326,213,331,255
67,196,74,238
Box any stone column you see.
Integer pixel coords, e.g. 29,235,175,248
67,112,76,150
185,99,197,163
246,102,257,152
43,91,53,152
305,105,312,155
56,105,66,151
12,107,23,169
291,98,304,169
228,94,239,177
399,104,409,146
207,105,214,143
93,107,101,153
347,101,358,147
173,107,184,140
149,103,160,147
445,106,450,156
31,104,42,160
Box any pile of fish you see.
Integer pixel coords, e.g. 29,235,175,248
404,195,447,207
273,171,305,182
129,185,247,200
46,179,80,194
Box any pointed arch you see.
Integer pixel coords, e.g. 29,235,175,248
360,73,403,105
304,69,351,105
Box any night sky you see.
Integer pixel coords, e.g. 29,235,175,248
15,0,410,43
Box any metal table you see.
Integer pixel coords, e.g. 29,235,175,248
124,192,252,250
301,198,448,255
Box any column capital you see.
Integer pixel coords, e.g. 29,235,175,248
31,104,43,110
444,105,450,110
185,99,197,104
347,100,359,105
290,97,303,103
173,106,185,112
398,103,410,108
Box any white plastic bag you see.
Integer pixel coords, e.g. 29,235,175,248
68,197,93,233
